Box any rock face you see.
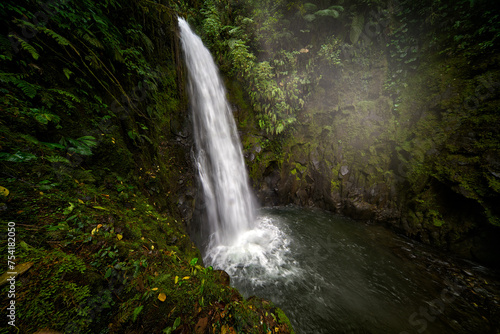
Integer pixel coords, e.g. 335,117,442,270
240,43,500,268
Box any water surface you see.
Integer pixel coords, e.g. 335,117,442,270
207,206,499,334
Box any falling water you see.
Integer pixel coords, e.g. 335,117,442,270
177,19,500,334
178,18,256,250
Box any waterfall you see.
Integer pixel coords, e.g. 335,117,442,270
178,18,256,250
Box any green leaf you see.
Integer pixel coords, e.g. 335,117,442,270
63,68,73,80
105,267,113,279
41,141,65,150
173,317,181,330
132,305,144,322
63,202,75,215
0,151,37,162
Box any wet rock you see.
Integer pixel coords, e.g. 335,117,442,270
340,165,349,176
214,270,230,286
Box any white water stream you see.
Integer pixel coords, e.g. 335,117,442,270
179,18,290,271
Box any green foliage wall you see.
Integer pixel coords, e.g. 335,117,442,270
200,0,500,264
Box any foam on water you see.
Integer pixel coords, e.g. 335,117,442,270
204,214,302,286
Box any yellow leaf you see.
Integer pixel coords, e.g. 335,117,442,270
175,276,179,284
78,199,84,204
158,292,166,302
0,262,33,286
116,234,123,240
151,287,158,291
91,224,103,236
0,186,9,197
151,245,154,250
39,192,44,195
182,276,190,280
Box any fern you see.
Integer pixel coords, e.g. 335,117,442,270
8,34,40,60
79,29,105,49
315,9,341,19
0,72,39,98
16,19,71,47
303,3,318,12
48,88,81,103
41,27,71,46
45,155,70,164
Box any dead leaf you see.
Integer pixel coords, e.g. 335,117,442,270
91,224,103,235
0,262,34,286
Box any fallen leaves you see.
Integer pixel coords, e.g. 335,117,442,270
0,262,34,286
91,224,103,235
0,186,10,197
158,292,167,302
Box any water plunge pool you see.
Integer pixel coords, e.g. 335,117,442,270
202,206,500,334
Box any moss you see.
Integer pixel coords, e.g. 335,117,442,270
276,308,295,334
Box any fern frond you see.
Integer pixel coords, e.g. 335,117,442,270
328,5,344,12
304,3,318,12
0,72,39,98
17,19,72,47
8,34,40,60
315,9,341,19
48,88,81,103
141,32,154,54
81,30,105,49
44,155,70,164
41,27,71,46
